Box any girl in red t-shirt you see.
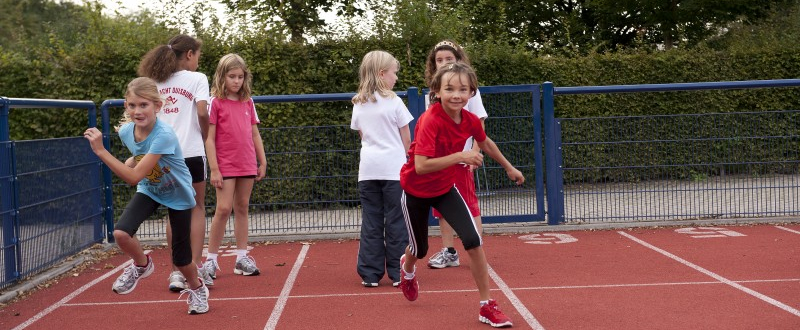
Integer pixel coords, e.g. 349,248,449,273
397,62,524,328
203,54,267,278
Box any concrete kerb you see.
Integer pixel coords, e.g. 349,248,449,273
2,216,797,306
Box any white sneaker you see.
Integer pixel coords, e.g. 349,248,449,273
168,270,187,292
427,248,460,269
112,255,154,294
203,259,219,279
234,255,260,276
179,281,210,315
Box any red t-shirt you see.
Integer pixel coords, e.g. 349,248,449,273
400,102,487,198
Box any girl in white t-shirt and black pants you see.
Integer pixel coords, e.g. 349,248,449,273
350,50,414,287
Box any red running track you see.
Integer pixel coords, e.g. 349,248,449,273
0,224,798,329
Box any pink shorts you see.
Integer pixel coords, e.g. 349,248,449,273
433,165,481,218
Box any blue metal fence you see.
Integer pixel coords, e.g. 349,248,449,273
542,79,800,224
0,98,104,290
102,86,545,239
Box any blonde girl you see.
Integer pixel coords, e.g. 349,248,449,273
137,34,213,291
351,50,414,287
203,54,267,278
84,77,209,314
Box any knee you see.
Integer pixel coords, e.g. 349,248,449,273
214,204,232,217
113,230,132,243
461,233,482,251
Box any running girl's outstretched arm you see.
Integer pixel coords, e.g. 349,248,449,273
476,136,525,185
84,127,162,185
252,124,267,181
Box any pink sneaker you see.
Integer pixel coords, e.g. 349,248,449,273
398,255,418,301
479,299,513,328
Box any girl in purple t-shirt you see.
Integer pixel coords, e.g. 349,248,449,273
203,54,267,278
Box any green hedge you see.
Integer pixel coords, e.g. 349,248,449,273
4,35,800,211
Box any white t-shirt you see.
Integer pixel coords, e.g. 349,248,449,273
350,92,414,181
157,70,210,158
424,89,487,151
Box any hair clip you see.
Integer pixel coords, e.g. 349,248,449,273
167,44,173,50
435,40,457,50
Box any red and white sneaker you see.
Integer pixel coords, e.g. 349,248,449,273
398,254,418,301
479,299,513,328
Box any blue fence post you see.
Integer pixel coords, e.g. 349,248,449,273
100,100,116,243
407,87,419,140
542,82,565,225
0,97,19,283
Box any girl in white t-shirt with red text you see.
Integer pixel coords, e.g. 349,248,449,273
203,54,267,279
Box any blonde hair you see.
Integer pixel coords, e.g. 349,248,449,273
424,40,471,87
352,50,400,105
428,62,478,105
211,53,253,100
116,77,163,131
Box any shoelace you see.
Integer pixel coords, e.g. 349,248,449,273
239,256,257,269
178,287,203,306
208,259,220,270
119,264,140,283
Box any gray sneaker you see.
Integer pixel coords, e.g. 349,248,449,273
113,255,154,294
168,270,186,292
234,255,260,276
198,266,214,286
202,259,219,279
180,282,209,314
427,248,460,269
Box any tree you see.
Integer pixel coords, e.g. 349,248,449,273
220,0,366,43
428,0,792,54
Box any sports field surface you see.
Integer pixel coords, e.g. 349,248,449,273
1,224,798,329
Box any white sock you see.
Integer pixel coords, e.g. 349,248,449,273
236,249,248,261
403,265,416,279
480,300,489,306
206,253,218,262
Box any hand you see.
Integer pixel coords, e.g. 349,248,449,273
506,168,525,185
209,170,223,189
124,157,137,168
83,128,104,153
256,163,267,181
461,150,484,167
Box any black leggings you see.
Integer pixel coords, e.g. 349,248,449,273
402,186,482,259
114,193,193,267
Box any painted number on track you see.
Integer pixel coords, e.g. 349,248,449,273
674,227,746,238
519,233,578,244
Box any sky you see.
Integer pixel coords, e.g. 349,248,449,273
72,0,343,36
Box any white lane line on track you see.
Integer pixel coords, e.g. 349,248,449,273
511,278,800,291
12,250,151,330
618,231,800,317
264,243,309,330
775,225,800,235
61,278,800,307
488,264,546,330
